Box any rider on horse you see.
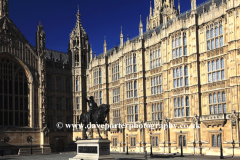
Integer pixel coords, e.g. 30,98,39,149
86,96,98,122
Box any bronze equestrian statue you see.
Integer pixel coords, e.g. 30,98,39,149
78,96,109,139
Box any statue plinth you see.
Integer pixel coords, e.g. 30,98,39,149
69,139,114,160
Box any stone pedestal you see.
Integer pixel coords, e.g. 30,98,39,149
69,139,114,160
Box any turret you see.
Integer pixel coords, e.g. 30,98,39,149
120,26,123,48
146,16,149,31
150,1,152,17
178,0,181,14
139,15,143,36
191,0,197,14
90,46,93,61
0,0,9,18
69,8,89,68
36,21,45,56
104,37,107,56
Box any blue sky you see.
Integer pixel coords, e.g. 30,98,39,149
9,0,208,55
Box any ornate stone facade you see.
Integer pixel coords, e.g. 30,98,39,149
82,0,240,156
1,0,240,156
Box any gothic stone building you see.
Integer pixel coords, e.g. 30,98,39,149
1,0,240,156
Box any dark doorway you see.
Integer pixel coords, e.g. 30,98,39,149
56,139,64,152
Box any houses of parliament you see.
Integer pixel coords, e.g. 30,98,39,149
1,0,240,156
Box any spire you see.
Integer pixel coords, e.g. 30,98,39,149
104,36,107,56
36,21,45,55
178,0,181,14
0,0,9,18
139,15,143,36
76,5,81,24
150,1,152,17
90,45,93,61
120,26,123,37
191,0,197,14
139,15,143,28
146,16,149,31
120,26,123,48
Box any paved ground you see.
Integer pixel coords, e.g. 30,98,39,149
0,152,239,160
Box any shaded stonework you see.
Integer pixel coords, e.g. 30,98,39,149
1,0,240,157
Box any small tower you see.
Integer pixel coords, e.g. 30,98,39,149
139,15,143,36
0,0,9,18
36,21,45,56
104,36,107,56
90,45,93,61
191,0,197,14
178,0,181,14
146,16,149,31
120,26,123,48
69,7,89,68
150,1,152,17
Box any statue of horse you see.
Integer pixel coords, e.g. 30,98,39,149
78,104,109,139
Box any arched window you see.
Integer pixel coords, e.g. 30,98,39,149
174,98,177,108
215,27,218,36
212,135,216,147
184,66,188,75
207,23,223,50
213,93,217,103
209,94,212,104
207,29,210,40
211,28,214,38
134,81,137,97
133,54,137,72
208,59,225,82
180,67,183,77
216,59,220,70
173,69,176,78
221,58,225,79
135,105,138,122
0,57,29,127
220,24,223,35
76,78,79,91
177,68,179,77
210,91,226,114
186,96,189,106
178,97,180,107
185,66,189,86
218,92,221,103
186,96,189,116
222,91,226,102
212,61,216,71
208,61,211,72
181,97,184,107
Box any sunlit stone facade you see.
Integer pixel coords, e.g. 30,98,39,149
76,0,240,156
